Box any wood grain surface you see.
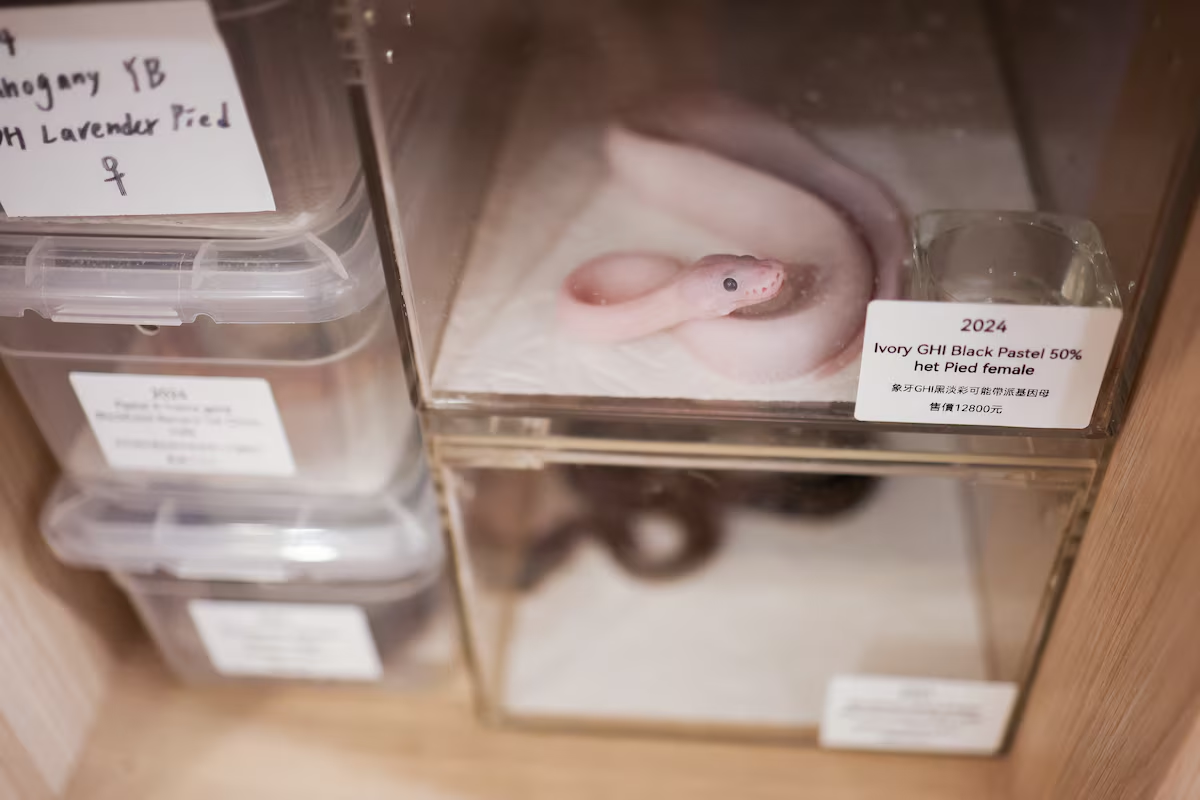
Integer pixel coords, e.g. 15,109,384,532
1156,712,1200,800
64,644,1002,800
1005,198,1200,795
0,369,134,799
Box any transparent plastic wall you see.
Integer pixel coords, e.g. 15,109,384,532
43,474,457,687
355,0,1200,433
437,439,1091,749
0,296,415,496
0,198,419,496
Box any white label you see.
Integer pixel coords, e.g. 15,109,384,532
820,675,1018,755
854,300,1122,428
189,600,383,681
0,1,275,217
70,372,295,476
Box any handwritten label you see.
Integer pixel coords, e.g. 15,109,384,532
820,675,1018,755
69,372,295,476
854,300,1122,429
0,1,274,218
189,601,384,681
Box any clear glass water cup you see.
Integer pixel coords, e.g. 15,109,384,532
913,210,1121,309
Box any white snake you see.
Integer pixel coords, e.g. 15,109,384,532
556,95,908,383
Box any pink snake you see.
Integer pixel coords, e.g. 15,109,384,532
556,95,908,383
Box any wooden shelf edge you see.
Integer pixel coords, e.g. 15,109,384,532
64,646,1003,800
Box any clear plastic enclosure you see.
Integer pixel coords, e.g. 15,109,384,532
42,475,457,686
357,0,1199,433
439,442,1092,749
0,191,417,495
0,294,416,495
0,0,361,237
117,573,455,686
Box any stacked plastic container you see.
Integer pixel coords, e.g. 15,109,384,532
2,0,452,686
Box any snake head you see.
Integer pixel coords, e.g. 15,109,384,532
679,255,786,318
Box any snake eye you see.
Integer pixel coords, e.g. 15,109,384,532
723,278,738,292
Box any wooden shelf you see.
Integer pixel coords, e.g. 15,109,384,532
64,646,1001,800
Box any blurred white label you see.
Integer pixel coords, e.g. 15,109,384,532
70,372,295,476
0,0,275,217
189,600,383,681
820,675,1018,755
854,300,1121,428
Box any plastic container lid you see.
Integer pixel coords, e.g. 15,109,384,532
41,474,443,584
0,185,384,326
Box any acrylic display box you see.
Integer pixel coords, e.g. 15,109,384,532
0,0,360,238
355,0,1192,434
435,432,1095,753
42,474,456,687
0,190,419,496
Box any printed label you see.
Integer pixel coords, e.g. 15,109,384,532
189,600,383,681
854,300,1122,428
70,372,295,476
0,0,275,217
820,675,1018,755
